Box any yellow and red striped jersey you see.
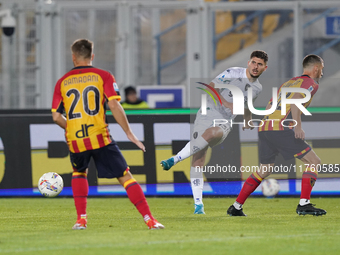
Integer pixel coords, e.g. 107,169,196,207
51,66,121,153
259,75,318,131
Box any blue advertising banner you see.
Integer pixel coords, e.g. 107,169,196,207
326,16,340,36
137,86,185,108
0,179,340,197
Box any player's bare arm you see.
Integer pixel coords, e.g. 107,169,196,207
290,93,305,140
242,108,254,131
52,111,67,130
210,82,233,111
107,99,146,152
265,102,272,110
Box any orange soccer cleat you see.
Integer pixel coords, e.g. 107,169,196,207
146,219,164,230
72,218,87,230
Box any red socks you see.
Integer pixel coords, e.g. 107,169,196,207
72,172,89,220
236,172,263,205
300,167,317,200
124,178,154,222
71,172,153,222
235,166,317,205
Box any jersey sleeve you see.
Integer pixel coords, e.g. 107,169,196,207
103,73,121,101
300,78,319,97
298,78,318,108
51,80,64,113
211,69,234,84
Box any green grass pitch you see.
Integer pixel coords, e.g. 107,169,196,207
0,197,339,255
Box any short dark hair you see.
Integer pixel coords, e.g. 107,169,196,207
124,86,137,97
250,50,268,63
303,54,323,69
71,39,93,59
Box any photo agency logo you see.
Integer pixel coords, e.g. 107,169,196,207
196,82,222,108
197,82,312,129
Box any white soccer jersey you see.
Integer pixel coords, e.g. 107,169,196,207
204,67,263,120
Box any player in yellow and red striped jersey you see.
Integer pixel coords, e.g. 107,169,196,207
52,62,121,153
52,39,164,230
228,54,327,217
259,74,318,132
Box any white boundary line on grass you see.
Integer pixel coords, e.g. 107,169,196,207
1,232,339,253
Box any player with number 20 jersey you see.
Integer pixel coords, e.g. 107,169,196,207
52,66,120,153
51,39,164,230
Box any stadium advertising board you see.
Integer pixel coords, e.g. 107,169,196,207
0,109,339,196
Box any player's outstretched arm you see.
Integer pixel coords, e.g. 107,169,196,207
52,112,67,130
290,93,305,140
107,99,146,152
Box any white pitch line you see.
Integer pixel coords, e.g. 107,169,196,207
0,232,339,253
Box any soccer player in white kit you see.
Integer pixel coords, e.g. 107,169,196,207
161,50,268,214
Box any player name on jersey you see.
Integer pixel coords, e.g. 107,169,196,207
63,74,99,86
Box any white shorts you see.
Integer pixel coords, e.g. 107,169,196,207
192,111,232,146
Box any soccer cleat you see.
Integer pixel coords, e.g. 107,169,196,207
227,205,247,216
72,218,87,230
296,203,327,216
160,157,175,171
146,219,165,230
194,203,205,214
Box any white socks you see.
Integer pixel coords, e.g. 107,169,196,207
233,201,242,210
173,141,191,164
174,136,209,164
191,166,204,205
171,136,209,205
299,199,310,206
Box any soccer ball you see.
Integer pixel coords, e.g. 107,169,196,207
261,178,280,197
38,172,64,197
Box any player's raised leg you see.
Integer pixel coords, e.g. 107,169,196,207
227,164,273,216
118,171,164,229
296,150,326,216
191,148,208,214
160,126,223,171
160,137,207,171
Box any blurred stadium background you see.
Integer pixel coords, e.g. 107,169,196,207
0,0,339,197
